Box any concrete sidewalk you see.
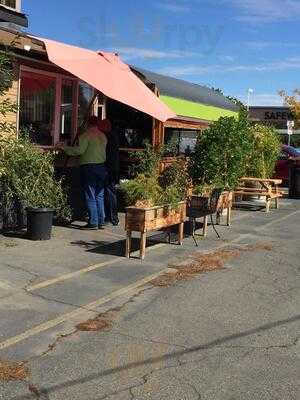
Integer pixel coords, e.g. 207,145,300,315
0,198,299,399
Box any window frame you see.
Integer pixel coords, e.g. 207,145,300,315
18,65,106,147
0,0,20,12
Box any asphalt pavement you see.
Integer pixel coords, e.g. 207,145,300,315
0,199,299,399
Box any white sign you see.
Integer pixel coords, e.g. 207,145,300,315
287,120,295,135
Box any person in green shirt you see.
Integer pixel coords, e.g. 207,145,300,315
59,117,110,230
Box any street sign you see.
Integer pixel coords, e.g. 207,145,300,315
287,120,295,135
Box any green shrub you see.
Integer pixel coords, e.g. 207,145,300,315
189,112,253,190
122,146,188,208
246,124,281,179
159,159,189,198
130,143,163,177
120,174,163,208
0,49,71,223
0,135,72,222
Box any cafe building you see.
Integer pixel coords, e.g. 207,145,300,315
0,1,238,160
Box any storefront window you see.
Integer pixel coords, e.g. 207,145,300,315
0,0,16,9
60,79,75,141
19,69,101,146
20,71,56,146
164,128,200,155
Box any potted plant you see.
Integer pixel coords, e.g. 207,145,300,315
121,147,189,259
0,135,71,240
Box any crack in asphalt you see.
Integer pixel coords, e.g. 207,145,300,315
5,315,300,400
23,286,155,363
24,333,300,400
26,381,50,400
1,263,41,281
23,289,95,313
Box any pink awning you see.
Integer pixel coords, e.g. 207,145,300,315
32,37,176,122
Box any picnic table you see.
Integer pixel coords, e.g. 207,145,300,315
234,177,283,213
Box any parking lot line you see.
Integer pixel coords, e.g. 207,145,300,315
26,259,120,292
0,267,170,351
26,243,166,292
256,209,300,231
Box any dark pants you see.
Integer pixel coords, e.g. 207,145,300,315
105,184,119,226
80,164,107,227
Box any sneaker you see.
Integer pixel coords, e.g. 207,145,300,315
80,224,98,230
98,225,106,230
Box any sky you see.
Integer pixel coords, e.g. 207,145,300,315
22,0,300,106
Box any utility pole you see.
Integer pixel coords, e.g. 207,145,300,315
247,88,254,112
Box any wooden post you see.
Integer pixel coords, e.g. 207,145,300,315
140,232,147,260
216,211,221,225
125,231,132,258
178,222,184,245
203,215,208,237
167,228,172,244
266,198,271,213
227,207,232,226
275,184,279,209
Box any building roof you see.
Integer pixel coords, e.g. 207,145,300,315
133,67,238,112
249,106,288,109
0,5,28,27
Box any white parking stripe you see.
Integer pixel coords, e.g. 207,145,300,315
26,243,166,292
0,268,170,351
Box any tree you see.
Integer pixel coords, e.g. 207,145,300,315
189,112,253,190
278,89,300,127
246,124,281,179
210,87,246,111
226,95,246,111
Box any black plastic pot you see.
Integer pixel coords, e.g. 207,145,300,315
26,208,55,241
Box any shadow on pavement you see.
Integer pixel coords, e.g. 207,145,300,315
70,232,176,257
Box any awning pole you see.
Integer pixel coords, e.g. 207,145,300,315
64,91,99,167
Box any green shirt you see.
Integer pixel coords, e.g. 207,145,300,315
64,131,107,165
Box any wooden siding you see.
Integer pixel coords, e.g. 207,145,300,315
0,62,19,133
164,118,209,131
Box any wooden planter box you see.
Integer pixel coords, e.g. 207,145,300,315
187,191,233,236
125,201,186,260
189,191,233,211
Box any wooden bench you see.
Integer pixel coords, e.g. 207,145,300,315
234,178,283,212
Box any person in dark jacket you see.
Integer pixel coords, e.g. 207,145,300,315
58,117,108,230
98,119,120,226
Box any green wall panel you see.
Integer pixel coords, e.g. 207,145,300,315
161,95,238,121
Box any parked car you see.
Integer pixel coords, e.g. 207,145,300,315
274,145,300,182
